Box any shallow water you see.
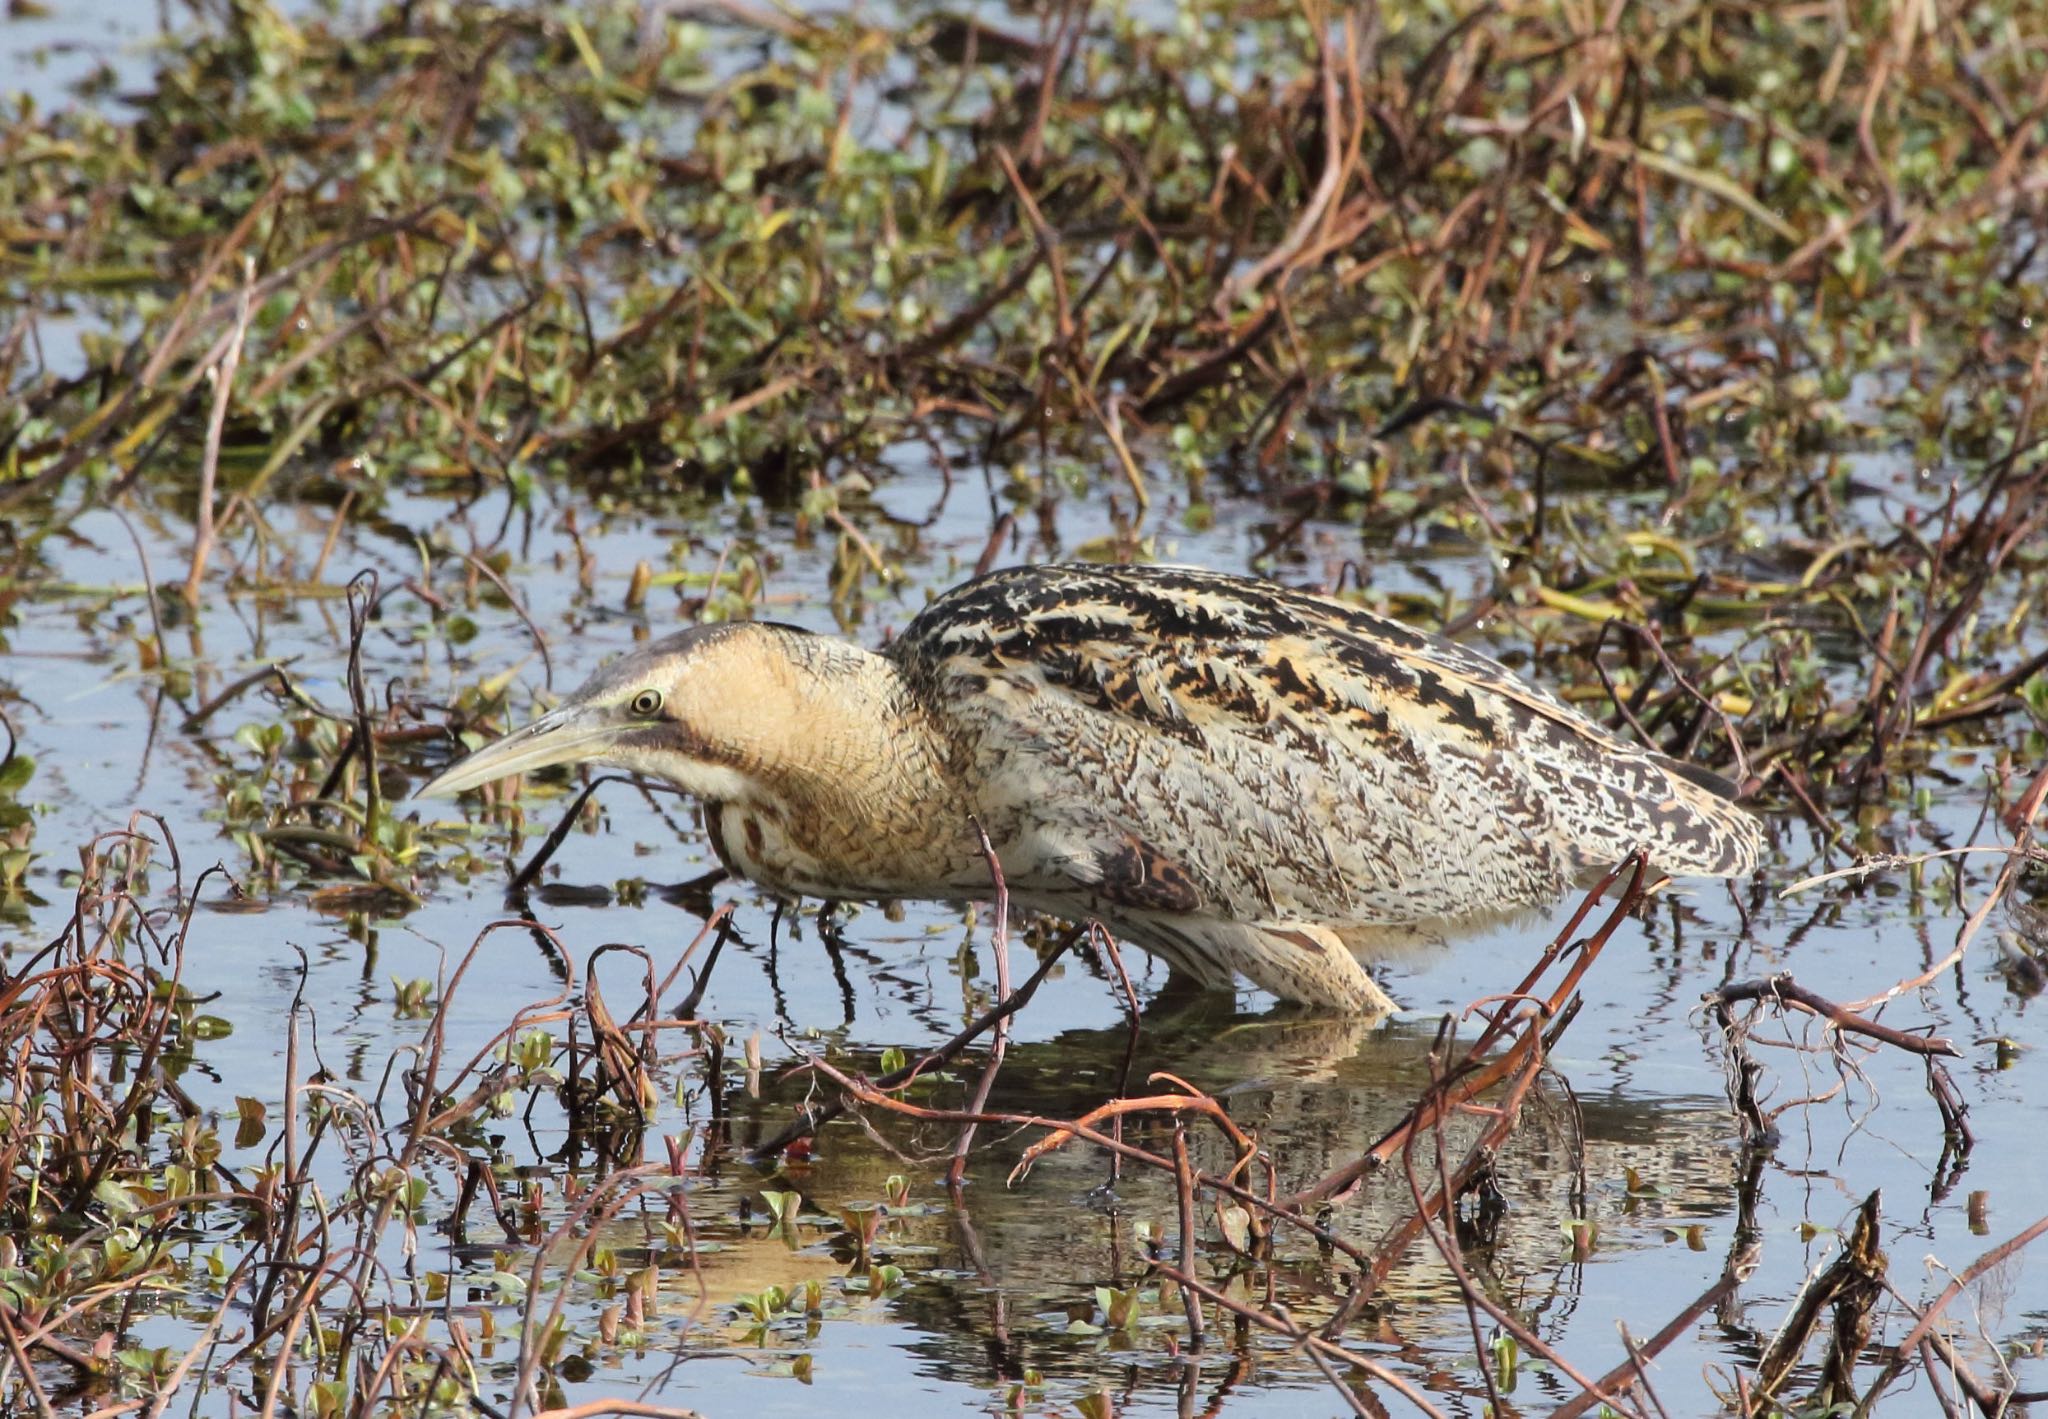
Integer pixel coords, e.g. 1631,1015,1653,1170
5,5,2047,1417
7,422,2044,1416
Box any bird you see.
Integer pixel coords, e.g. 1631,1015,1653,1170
413,562,1761,1012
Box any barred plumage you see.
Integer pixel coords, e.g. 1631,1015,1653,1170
416,563,1761,1011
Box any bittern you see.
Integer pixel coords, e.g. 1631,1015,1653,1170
415,563,1760,1011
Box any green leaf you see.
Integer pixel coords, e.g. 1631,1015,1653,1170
0,754,33,794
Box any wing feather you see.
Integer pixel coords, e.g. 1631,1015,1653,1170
893,563,1759,936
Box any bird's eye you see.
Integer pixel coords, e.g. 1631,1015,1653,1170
629,689,664,717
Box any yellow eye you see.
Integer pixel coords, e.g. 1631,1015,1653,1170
630,689,664,717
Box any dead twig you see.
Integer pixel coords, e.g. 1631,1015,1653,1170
181,258,256,605
1752,1191,1887,1406
1170,1123,1204,1349
1701,973,1959,1058
749,927,1079,1160
948,825,1015,1185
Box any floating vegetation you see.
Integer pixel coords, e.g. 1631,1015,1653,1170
3,0,2043,890
2,0,2047,1415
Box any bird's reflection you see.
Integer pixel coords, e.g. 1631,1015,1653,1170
712,990,1748,1401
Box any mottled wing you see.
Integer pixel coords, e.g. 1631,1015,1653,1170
892,563,1758,938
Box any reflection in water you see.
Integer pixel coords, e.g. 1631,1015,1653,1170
695,992,1749,1408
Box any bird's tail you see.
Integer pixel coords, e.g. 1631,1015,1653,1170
1562,749,1762,881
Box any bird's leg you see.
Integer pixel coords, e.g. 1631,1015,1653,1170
1223,922,1398,1015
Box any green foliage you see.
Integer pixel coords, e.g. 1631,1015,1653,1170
0,751,36,901
1,0,2039,912
0,1,2044,1413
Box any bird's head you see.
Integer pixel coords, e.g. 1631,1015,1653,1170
413,621,830,805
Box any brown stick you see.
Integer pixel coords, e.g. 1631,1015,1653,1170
1171,1124,1204,1349
799,1054,1374,1268
1141,1256,1449,1419
949,827,1015,1185
1551,1244,1758,1419
1897,1214,2048,1358
748,928,1077,1160
181,259,256,605
994,146,1072,348
1210,0,1347,313
1752,1190,1886,1402
1009,1084,1254,1183
1702,973,1959,1058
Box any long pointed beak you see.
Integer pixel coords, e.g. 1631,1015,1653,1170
412,704,617,800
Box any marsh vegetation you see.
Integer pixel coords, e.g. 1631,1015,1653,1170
1,0,2046,1415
